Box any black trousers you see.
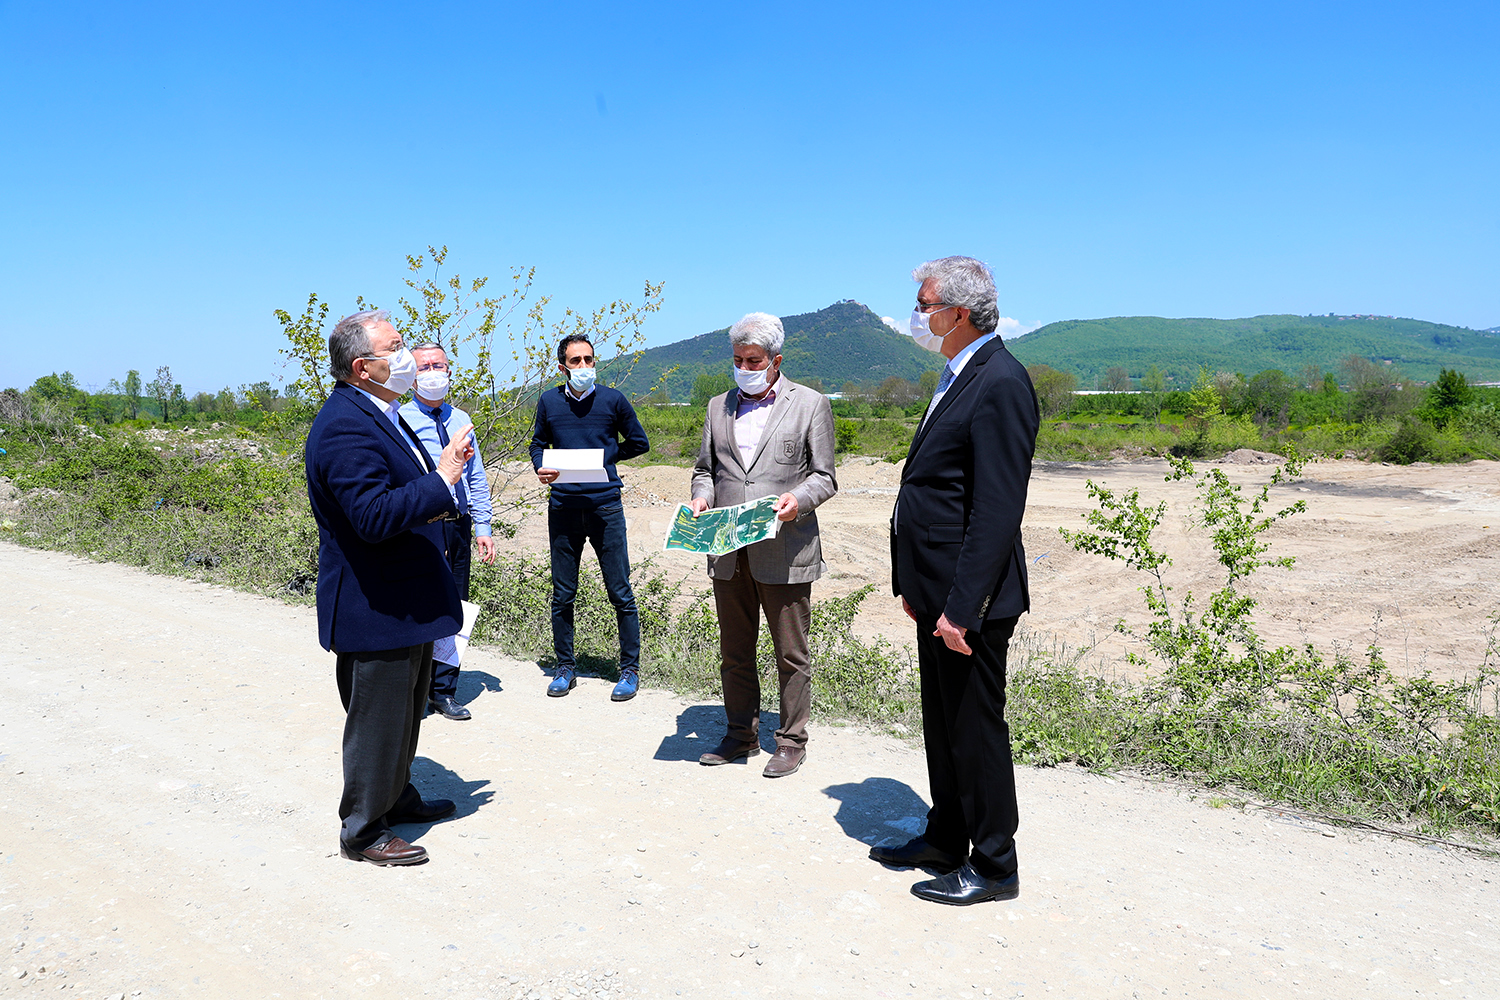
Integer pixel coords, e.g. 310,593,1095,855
336,643,433,850
430,515,472,700
916,614,1020,879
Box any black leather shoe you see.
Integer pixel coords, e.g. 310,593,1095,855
910,862,1020,905
430,696,472,721
387,798,456,825
868,837,963,874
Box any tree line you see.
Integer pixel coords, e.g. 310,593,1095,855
3,367,297,429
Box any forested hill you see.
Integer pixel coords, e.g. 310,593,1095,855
605,301,943,399
1005,314,1500,386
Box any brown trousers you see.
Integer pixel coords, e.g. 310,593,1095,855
712,549,813,749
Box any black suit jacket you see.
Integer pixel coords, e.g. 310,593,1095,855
304,383,462,653
891,337,1039,632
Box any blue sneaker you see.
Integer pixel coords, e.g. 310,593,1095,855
547,667,577,697
611,668,639,703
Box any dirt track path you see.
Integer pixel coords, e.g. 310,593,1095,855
2,542,1497,999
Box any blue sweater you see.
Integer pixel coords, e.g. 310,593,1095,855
528,385,650,508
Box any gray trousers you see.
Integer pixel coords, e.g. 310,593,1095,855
712,549,813,749
336,643,433,850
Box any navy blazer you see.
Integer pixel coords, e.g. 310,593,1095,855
304,382,462,653
891,338,1039,632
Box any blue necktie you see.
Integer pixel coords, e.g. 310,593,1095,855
935,365,956,394
428,406,468,514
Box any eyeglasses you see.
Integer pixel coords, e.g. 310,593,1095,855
416,362,449,372
915,300,955,314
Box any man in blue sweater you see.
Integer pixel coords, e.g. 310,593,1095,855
529,334,651,701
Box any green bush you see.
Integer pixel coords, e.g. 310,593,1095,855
1049,455,1500,835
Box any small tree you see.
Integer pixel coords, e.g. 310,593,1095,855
1423,368,1474,429
149,366,174,422
1140,364,1167,424
124,369,142,419
875,376,917,407
274,246,665,529
917,369,940,397
1245,369,1293,428
1026,364,1078,419
691,371,735,406
1102,366,1132,392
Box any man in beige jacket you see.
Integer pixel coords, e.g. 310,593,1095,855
688,312,838,777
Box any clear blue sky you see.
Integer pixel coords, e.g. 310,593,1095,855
2,1,1496,395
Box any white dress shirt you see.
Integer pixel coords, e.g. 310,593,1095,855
921,333,997,429
351,384,429,470
898,333,1000,535
734,381,779,464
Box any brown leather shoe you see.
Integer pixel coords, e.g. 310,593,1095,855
762,744,805,777
699,736,762,766
341,836,429,866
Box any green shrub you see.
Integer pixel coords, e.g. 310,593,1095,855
1050,455,1500,835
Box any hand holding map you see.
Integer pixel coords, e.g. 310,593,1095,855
663,495,783,556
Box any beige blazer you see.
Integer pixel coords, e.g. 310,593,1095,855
690,376,838,584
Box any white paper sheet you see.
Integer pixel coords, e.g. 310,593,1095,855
450,600,481,666
542,448,609,483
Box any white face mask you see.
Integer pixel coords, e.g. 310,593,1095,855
415,370,450,400
366,346,417,395
567,365,597,394
733,363,775,397
908,307,951,353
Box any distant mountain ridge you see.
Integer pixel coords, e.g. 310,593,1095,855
607,300,943,398
605,307,1500,399
1005,314,1500,386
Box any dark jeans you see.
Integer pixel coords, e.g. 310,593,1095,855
549,501,639,673
430,514,471,700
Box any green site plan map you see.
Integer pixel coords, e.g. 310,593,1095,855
663,496,782,556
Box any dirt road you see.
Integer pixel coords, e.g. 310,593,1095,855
2,539,1496,999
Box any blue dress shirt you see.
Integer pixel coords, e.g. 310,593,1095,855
398,398,494,537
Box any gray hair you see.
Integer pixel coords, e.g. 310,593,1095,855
410,341,445,355
329,309,391,381
911,256,999,334
728,312,785,355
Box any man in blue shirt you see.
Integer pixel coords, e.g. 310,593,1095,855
529,334,650,701
400,343,497,721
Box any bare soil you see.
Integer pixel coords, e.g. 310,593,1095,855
2,457,1498,999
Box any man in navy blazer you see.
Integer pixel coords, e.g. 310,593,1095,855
305,308,475,866
871,256,1040,905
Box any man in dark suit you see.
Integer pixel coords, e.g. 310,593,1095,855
305,309,476,866
871,256,1040,905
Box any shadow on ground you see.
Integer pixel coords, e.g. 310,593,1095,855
654,705,782,762
823,776,931,847
403,756,495,834
455,669,503,704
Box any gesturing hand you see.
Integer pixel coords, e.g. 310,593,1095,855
437,423,475,486
687,497,710,516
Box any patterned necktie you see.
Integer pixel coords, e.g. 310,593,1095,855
935,364,956,395
428,406,468,514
